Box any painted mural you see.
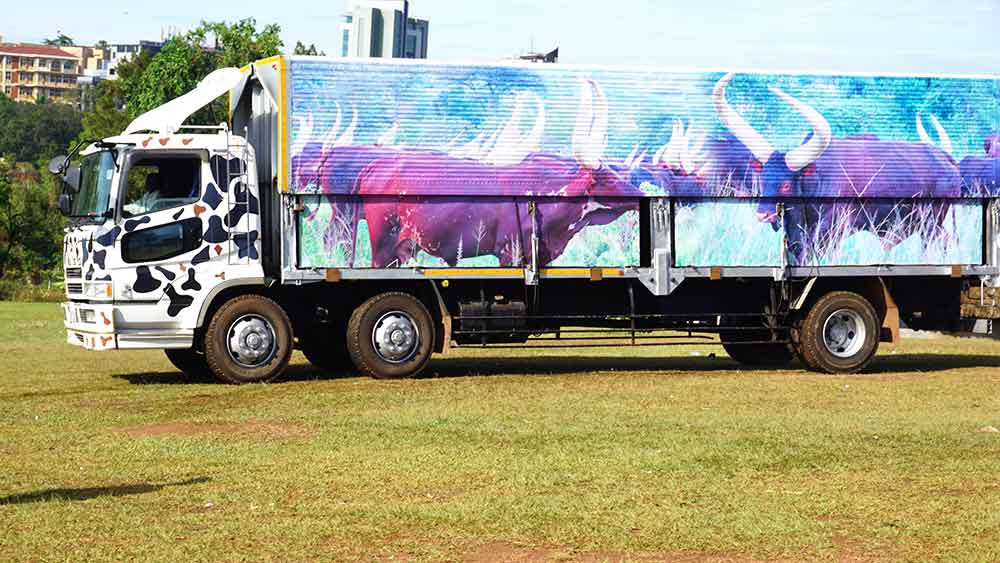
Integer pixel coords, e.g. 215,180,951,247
288,59,999,268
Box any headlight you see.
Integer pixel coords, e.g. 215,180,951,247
83,281,113,300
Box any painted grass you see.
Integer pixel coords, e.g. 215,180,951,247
1,302,1000,561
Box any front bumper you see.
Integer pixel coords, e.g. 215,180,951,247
62,301,117,350
62,301,195,350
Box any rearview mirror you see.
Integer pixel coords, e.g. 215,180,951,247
47,155,67,175
63,165,80,194
58,193,72,216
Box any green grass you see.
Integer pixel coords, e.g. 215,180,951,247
1,302,1000,562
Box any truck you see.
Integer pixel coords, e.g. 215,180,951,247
50,55,1000,383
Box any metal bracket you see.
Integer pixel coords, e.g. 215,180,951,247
524,200,539,286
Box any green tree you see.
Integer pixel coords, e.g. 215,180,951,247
0,159,64,280
127,18,282,123
293,41,325,56
42,33,74,47
0,94,82,162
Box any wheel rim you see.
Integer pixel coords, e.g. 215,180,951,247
226,314,277,368
822,308,866,358
372,310,419,364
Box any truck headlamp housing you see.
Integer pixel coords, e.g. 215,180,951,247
82,281,113,300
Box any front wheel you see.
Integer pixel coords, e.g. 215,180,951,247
203,294,293,384
347,292,435,379
794,291,880,374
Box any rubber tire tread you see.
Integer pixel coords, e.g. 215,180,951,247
347,292,435,379
164,348,211,378
797,291,879,374
203,294,293,384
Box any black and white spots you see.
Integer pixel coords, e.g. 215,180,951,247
96,226,121,248
172,208,185,220
124,216,151,232
133,266,162,293
93,250,107,269
191,246,211,266
203,182,223,210
233,231,260,260
163,285,194,317
181,268,201,292
203,215,228,243
154,265,177,281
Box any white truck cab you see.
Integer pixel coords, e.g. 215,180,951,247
57,69,265,355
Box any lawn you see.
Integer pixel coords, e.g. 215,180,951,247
1,302,999,562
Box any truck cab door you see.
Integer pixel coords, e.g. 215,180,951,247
108,151,216,320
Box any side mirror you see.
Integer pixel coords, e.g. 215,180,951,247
58,193,72,216
63,165,81,194
47,155,68,175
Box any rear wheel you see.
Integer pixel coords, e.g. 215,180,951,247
795,291,879,374
204,294,293,384
347,292,435,379
164,348,210,378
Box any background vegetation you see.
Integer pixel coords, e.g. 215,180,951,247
0,19,284,300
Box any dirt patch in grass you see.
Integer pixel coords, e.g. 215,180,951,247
459,542,789,563
114,419,305,438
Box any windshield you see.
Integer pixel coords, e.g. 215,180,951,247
70,151,117,219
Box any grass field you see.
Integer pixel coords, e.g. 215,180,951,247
1,302,1000,562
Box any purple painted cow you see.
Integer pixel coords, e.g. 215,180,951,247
916,115,999,197
714,73,961,263
355,82,642,268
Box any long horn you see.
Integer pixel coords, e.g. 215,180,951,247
334,104,358,147
712,72,774,164
572,80,607,169
770,86,831,171
291,114,314,156
916,113,953,156
320,102,343,151
376,122,399,146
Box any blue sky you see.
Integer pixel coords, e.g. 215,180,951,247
1,0,997,73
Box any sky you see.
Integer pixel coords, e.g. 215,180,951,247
1,0,998,74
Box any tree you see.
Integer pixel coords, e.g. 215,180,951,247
125,18,282,124
0,159,64,280
293,41,325,56
0,94,82,162
43,33,74,47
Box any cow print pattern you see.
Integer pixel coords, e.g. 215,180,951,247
203,215,228,243
155,265,176,281
72,147,261,338
164,285,194,317
203,183,223,210
124,216,151,232
133,266,162,293
181,268,201,291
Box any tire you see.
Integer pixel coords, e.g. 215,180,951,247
795,291,880,374
720,334,795,367
164,348,211,378
299,324,354,374
347,292,435,379
203,294,293,384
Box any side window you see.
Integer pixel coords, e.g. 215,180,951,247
121,155,202,218
122,218,203,263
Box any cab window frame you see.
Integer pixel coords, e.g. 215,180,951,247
116,150,207,222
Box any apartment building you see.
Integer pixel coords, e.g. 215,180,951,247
0,43,80,103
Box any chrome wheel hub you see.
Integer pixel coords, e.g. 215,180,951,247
227,314,277,368
372,311,419,363
822,308,865,358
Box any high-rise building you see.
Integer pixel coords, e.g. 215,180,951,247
340,0,429,59
0,43,80,103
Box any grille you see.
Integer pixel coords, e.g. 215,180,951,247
66,282,83,294
65,267,82,279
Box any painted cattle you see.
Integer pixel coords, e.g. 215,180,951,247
714,73,962,263
916,115,998,197
355,82,642,267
